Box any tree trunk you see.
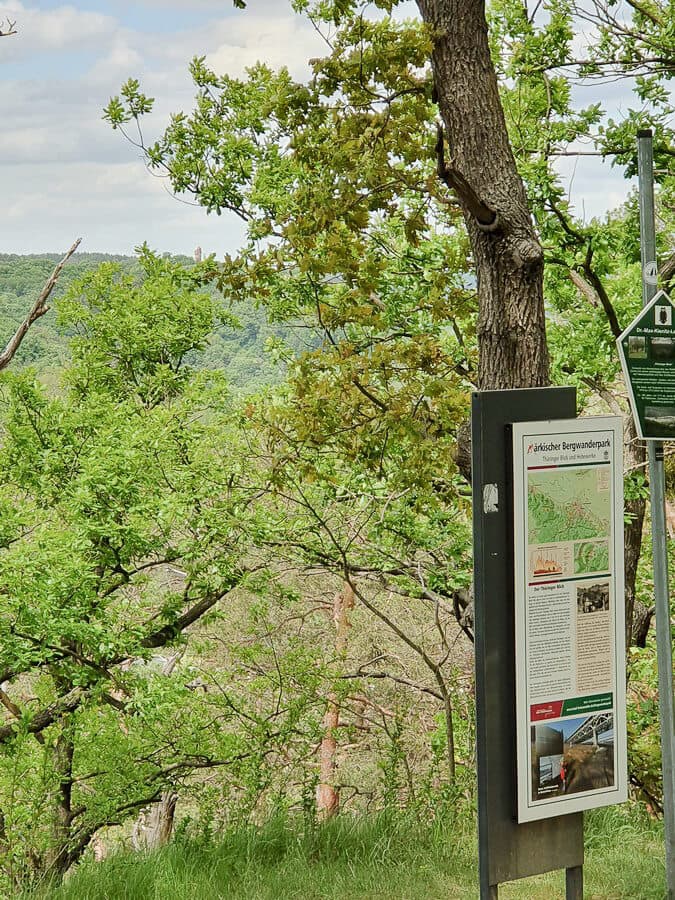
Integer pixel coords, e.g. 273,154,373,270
316,583,355,820
131,652,182,850
132,792,178,851
417,0,549,389
623,418,651,648
44,725,75,879
438,681,456,782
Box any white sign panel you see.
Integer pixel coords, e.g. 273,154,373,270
512,418,627,823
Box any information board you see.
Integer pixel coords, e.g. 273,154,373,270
512,418,627,823
617,290,675,439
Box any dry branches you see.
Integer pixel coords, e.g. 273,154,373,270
0,237,81,372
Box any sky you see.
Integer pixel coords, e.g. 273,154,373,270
0,0,636,259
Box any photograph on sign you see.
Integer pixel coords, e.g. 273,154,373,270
512,418,627,823
617,290,675,439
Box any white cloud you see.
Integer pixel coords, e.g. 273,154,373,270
203,13,325,80
0,2,115,58
2,159,246,255
88,36,143,81
0,0,636,258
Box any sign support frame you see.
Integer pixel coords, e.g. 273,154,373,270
637,128,675,900
472,387,583,900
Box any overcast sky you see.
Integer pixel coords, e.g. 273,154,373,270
0,0,636,259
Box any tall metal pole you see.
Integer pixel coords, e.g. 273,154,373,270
638,128,675,899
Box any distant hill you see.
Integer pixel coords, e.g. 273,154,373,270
0,253,309,390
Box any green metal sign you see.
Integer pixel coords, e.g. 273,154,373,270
617,290,675,440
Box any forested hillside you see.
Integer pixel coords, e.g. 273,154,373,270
0,253,306,388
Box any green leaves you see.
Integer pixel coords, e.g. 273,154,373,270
0,248,293,879
58,249,219,406
103,78,154,129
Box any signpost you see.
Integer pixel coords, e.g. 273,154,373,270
632,129,675,899
617,290,675,439
512,418,627,823
470,129,675,898
472,388,583,900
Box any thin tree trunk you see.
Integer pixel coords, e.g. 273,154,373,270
44,725,75,879
131,652,182,850
624,418,651,648
132,792,178,851
0,806,8,858
316,583,355,819
417,0,549,389
441,685,456,782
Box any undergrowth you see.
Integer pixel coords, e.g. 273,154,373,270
25,803,665,900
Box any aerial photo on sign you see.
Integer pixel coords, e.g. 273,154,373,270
617,290,675,439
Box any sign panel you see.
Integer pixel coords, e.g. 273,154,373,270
512,418,627,823
617,289,675,439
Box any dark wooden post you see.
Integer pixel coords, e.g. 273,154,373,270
472,388,584,899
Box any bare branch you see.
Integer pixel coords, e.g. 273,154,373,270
0,238,81,371
0,19,17,37
435,122,498,231
341,669,444,701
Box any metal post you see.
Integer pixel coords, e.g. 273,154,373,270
638,128,675,899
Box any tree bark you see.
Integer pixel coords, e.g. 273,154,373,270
316,583,355,819
623,419,652,648
132,792,178,851
417,0,549,389
131,652,182,850
0,238,81,372
44,724,75,879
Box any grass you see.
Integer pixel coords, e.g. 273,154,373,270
26,804,666,900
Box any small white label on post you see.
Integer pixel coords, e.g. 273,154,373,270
483,483,499,514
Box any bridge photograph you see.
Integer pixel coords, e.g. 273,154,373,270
531,713,615,802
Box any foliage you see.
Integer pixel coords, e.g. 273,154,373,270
0,250,330,886
6,0,675,888
101,0,675,817
0,252,302,390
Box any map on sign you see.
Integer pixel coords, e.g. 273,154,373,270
574,540,610,574
527,468,611,545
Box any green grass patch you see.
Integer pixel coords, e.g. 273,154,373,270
28,804,665,900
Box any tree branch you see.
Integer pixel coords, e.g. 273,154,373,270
569,269,599,308
0,686,45,744
0,688,83,744
341,669,444,701
140,590,226,649
435,122,498,231
0,238,81,371
548,200,622,338
581,244,623,339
